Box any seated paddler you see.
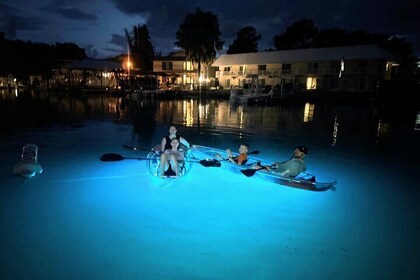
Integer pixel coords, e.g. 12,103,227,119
159,138,185,177
252,145,308,177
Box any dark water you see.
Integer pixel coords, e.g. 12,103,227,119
1,89,419,279
1,89,419,160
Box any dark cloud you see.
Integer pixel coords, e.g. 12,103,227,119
109,34,126,52
109,0,420,54
83,44,98,58
3,0,419,57
41,6,97,21
0,3,49,38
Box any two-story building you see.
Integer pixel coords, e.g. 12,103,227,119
212,45,399,95
153,50,214,91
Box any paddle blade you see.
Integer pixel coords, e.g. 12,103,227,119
248,150,260,155
100,153,125,162
199,159,222,167
240,169,258,177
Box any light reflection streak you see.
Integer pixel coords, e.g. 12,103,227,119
331,114,339,147
376,120,382,145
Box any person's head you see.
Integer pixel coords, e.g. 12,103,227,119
168,125,177,135
294,145,308,159
239,144,249,154
170,138,180,149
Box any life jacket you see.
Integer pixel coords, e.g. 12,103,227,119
164,135,181,151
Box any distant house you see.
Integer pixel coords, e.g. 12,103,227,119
52,58,121,90
212,45,399,95
153,50,205,91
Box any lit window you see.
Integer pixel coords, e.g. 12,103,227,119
306,77,317,90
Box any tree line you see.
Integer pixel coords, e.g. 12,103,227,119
0,8,415,80
0,32,86,79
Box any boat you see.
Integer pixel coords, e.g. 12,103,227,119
146,144,194,178
230,74,274,105
13,144,43,178
193,145,336,191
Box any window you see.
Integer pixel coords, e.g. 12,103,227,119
183,61,193,71
306,77,317,90
258,65,267,75
307,63,318,74
223,66,231,72
226,79,230,88
282,64,292,74
162,61,173,70
239,65,246,75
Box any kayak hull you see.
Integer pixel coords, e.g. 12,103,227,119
146,145,193,178
193,145,336,191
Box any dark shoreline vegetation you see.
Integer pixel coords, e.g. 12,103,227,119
0,16,417,83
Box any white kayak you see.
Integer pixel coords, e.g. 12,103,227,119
13,144,43,178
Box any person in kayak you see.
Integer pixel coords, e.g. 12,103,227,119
160,125,191,152
253,145,308,177
215,143,249,165
159,138,185,177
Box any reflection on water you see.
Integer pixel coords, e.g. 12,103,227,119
0,89,418,156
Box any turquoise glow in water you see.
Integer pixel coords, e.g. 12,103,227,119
1,99,419,279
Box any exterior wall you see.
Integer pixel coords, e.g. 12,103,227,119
153,59,199,91
216,59,390,94
51,69,118,90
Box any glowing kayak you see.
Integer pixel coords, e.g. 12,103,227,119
193,145,336,192
146,144,193,178
13,144,43,178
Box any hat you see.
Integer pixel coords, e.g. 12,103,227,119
296,145,308,154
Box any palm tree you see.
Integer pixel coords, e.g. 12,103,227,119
175,8,224,88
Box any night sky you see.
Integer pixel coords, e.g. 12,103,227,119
1,0,419,58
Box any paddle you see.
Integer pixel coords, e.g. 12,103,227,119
241,165,269,177
100,153,221,167
241,154,296,177
123,145,156,152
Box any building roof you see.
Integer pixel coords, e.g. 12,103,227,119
64,58,121,70
212,45,393,66
154,50,187,61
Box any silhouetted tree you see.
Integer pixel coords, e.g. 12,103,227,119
0,38,86,79
125,24,155,71
227,26,261,54
175,8,224,83
274,19,318,50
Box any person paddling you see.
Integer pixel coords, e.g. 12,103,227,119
253,145,308,177
215,143,249,166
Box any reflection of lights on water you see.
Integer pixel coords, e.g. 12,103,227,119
415,111,420,131
303,103,314,122
108,102,117,113
331,114,339,147
182,100,194,127
183,99,202,127
376,120,382,145
239,107,244,130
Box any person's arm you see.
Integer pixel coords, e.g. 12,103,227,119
179,136,192,149
160,137,166,152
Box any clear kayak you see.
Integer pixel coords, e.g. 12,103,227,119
146,144,194,178
193,145,337,192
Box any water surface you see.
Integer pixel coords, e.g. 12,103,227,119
1,90,419,279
